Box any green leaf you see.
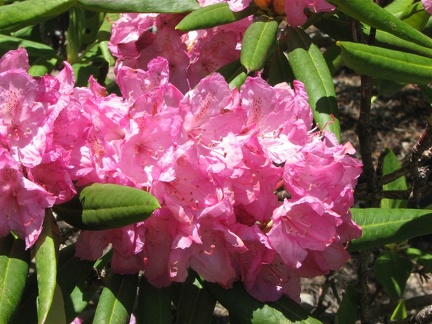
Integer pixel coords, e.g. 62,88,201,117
34,210,59,324
0,34,57,59
135,277,172,324
267,47,294,86
0,0,78,33
283,27,340,141
349,208,432,251
64,281,99,322
93,273,139,323
176,273,216,324
338,41,432,85
53,183,160,230
0,235,30,323
328,0,432,49
216,59,248,89
381,148,407,209
176,2,257,31
374,251,413,302
240,16,278,71
384,0,414,17
203,281,321,323
44,284,66,324
406,248,432,273
334,285,359,324
391,300,408,321
78,0,199,13
399,2,430,30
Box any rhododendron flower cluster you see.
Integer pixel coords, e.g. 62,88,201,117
109,13,251,93
0,47,362,303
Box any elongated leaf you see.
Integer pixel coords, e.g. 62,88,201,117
384,0,414,16
44,284,66,324
78,0,199,13
135,278,172,324
176,274,216,324
34,210,59,324
349,208,432,251
240,16,278,71
0,34,57,59
364,28,432,59
374,251,413,302
391,300,408,321
381,148,407,208
283,27,340,141
176,2,257,31
328,0,432,49
0,235,30,323
64,280,100,322
53,183,160,230
216,59,248,89
0,0,78,33
338,41,432,85
203,281,321,323
399,2,429,30
93,273,139,323
267,47,295,86
334,285,359,324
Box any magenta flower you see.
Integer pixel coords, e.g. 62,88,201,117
423,0,432,14
0,147,56,248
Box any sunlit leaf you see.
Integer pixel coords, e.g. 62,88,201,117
93,273,139,323
338,41,432,85
34,210,60,324
0,235,30,323
0,0,78,33
240,16,278,71
381,148,407,209
329,0,432,49
53,183,160,230
283,27,340,141
349,208,432,251
78,0,199,13
176,2,257,31
375,251,412,302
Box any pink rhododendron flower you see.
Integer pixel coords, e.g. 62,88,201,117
0,148,56,248
423,0,432,14
0,47,362,303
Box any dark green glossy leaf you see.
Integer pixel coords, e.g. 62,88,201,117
0,34,57,59
349,208,432,251
176,273,216,324
240,16,278,71
267,47,294,86
53,183,160,230
329,0,432,49
283,27,340,141
78,0,199,13
0,235,30,323
34,210,59,324
176,2,257,31
203,281,321,323
381,148,407,209
338,41,432,85
135,278,172,324
93,273,139,323
334,285,359,324
0,0,78,33
216,59,248,89
375,251,413,302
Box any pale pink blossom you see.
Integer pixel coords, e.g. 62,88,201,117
285,0,335,26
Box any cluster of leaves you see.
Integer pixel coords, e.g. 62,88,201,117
1,0,432,323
